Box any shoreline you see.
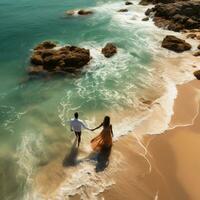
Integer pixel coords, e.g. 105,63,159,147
102,79,200,200
24,1,200,199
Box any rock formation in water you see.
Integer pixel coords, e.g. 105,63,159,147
143,1,200,32
193,51,200,57
161,35,191,52
101,43,117,58
125,1,133,5
28,41,91,77
139,0,188,5
142,17,149,21
194,70,200,80
118,9,129,12
78,10,93,15
65,9,93,16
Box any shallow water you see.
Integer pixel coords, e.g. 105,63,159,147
0,0,193,199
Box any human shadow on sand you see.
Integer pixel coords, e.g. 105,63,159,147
89,146,112,172
63,138,79,167
63,139,112,172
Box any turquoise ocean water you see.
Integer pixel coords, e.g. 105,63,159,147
0,0,168,199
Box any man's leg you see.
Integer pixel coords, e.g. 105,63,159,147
77,132,81,147
75,132,81,147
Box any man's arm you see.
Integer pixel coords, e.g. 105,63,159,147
80,121,91,130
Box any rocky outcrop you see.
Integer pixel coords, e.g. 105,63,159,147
194,70,200,80
145,1,200,32
101,43,117,58
118,9,128,12
139,0,188,5
161,35,191,52
198,44,200,49
28,42,91,77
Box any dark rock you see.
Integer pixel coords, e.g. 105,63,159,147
118,9,128,12
145,1,200,32
139,0,189,5
185,18,200,29
186,33,197,39
125,1,133,5
145,8,155,16
142,17,149,21
168,22,184,32
194,70,200,80
193,51,200,57
78,10,93,15
139,0,153,6
102,43,117,58
30,54,43,65
28,42,91,77
34,41,57,50
161,35,192,52
198,44,200,49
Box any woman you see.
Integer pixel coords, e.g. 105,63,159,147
91,116,113,152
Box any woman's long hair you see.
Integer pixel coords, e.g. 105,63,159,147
103,116,110,128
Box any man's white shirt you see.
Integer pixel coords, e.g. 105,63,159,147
70,118,89,132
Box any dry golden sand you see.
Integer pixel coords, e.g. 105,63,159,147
102,79,200,200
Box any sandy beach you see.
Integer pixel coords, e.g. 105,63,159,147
102,79,200,200
33,78,200,200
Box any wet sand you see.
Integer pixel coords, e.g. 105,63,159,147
103,79,200,200
33,79,200,200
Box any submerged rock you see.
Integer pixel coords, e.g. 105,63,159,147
125,1,133,5
194,70,200,80
65,10,76,16
161,35,191,52
65,9,93,16
101,43,117,58
28,42,91,77
142,17,149,21
118,9,128,12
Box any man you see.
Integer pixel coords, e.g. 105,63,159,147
70,112,90,147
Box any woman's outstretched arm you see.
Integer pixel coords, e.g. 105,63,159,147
91,123,103,131
110,125,114,137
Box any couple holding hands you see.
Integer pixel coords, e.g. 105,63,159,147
70,112,113,151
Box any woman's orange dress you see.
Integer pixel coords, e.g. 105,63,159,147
91,125,113,152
